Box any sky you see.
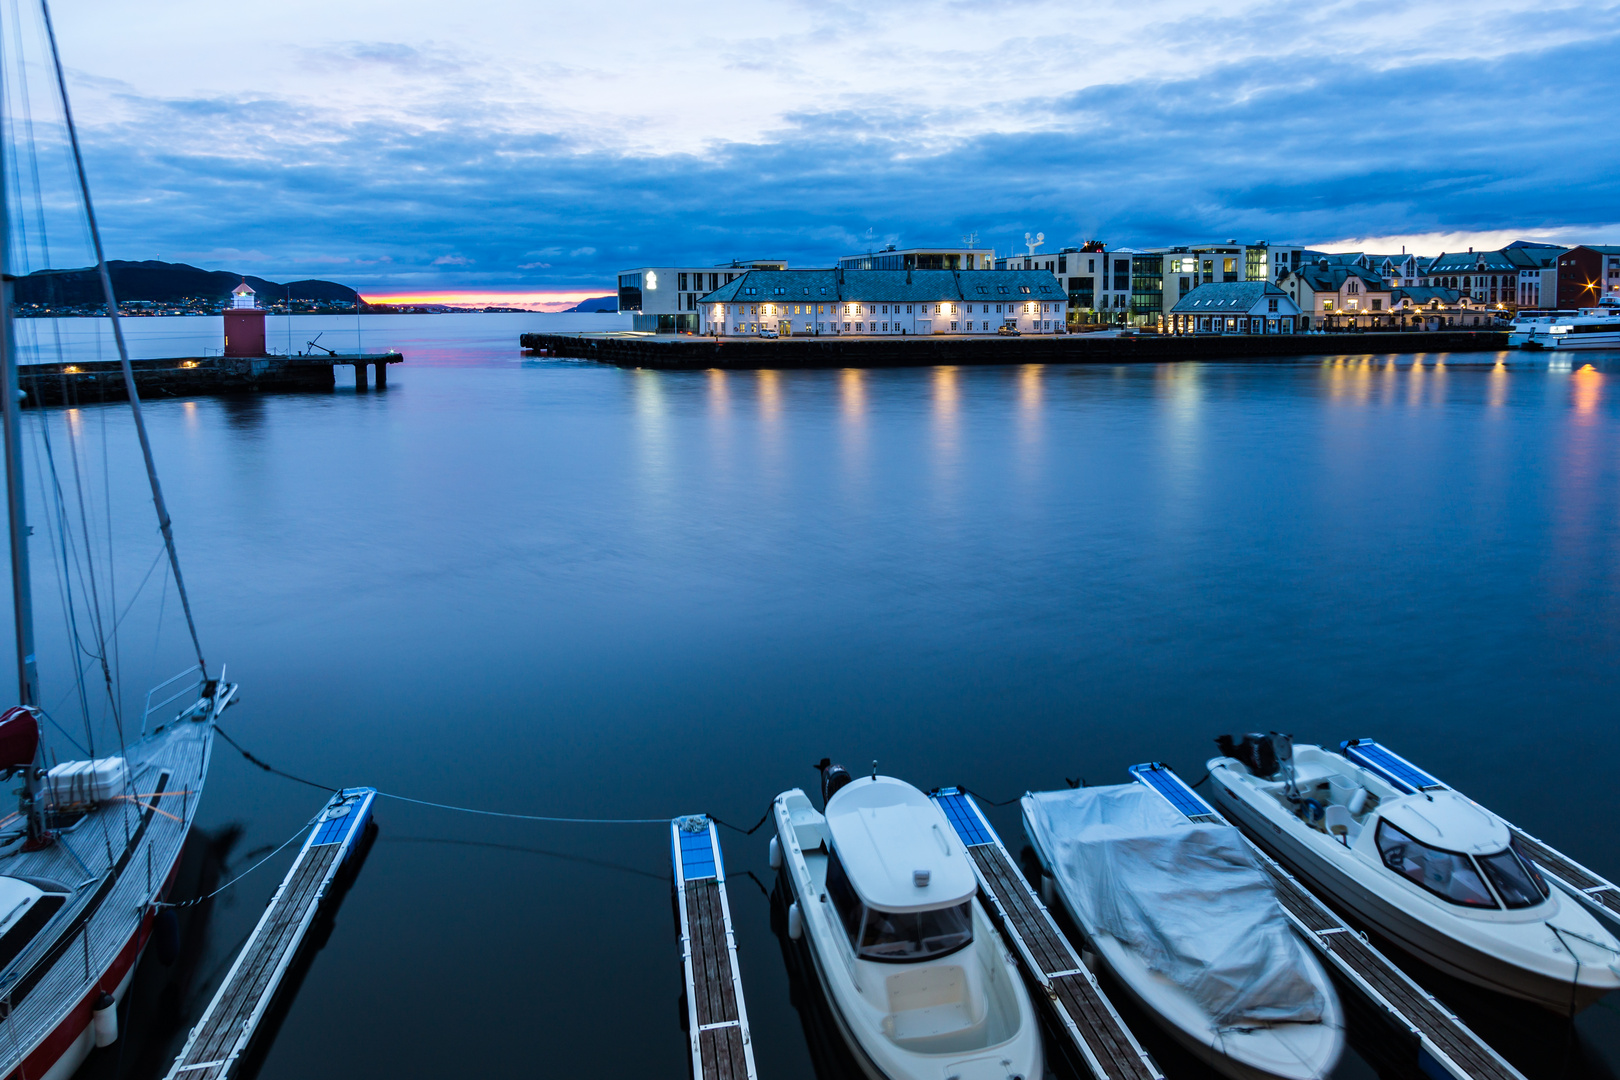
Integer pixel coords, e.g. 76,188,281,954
16,0,1620,298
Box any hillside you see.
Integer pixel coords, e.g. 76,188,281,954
13,260,359,307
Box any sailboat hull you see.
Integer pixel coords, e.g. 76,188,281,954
0,716,212,1079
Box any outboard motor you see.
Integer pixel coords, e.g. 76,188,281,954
1215,732,1278,779
816,759,853,808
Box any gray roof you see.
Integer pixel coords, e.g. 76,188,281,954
1427,250,1516,273
1285,263,1386,292
699,268,1064,304
1170,281,1293,313
1392,287,1463,304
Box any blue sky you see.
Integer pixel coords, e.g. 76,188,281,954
31,0,1620,295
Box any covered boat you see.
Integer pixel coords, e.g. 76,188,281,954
771,769,1042,1080
1024,784,1343,1080
1207,734,1620,1012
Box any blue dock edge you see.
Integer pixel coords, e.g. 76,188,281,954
308,787,377,861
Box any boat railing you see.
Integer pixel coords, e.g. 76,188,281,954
140,664,205,736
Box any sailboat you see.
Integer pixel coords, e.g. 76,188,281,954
0,4,235,1075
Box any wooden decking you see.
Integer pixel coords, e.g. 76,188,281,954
672,816,757,1080
931,789,1162,1080
1128,764,1524,1080
163,787,376,1080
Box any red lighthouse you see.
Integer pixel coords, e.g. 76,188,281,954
223,280,266,357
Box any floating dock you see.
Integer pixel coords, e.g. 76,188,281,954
672,815,758,1080
929,788,1162,1080
1128,764,1524,1080
1342,739,1620,930
17,353,402,405
163,787,377,1080
519,330,1508,371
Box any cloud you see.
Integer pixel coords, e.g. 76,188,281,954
40,4,1620,291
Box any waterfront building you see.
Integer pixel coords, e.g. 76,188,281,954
1503,243,1563,308
1553,246,1620,308
838,245,994,271
1389,287,1483,328
1168,281,1301,334
1423,250,1521,308
1280,260,1393,329
699,268,1067,336
617,259,786,332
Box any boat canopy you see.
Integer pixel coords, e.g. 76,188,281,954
1027,783,1326,1026
824,776,976,913
1377,791,1509,855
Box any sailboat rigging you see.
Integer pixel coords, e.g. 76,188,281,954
0,0,236,1074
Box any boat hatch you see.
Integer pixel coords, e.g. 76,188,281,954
1341,740,1443,794
823,776,975,911
0,877,67,973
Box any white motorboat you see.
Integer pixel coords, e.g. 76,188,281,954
1207,734,1620,1012
771,766,1042,1080
1516,297,1620,349
1023,784,1343,1080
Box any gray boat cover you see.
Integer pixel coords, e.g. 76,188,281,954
1027,784,1325,1026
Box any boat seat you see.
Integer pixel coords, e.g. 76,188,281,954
1325,804,1361,847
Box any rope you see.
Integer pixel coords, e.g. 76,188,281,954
40,0,209,679
216,726,668,825
158,815,319,909
710,804,773,835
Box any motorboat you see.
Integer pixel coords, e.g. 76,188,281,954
771,766,1042,1080
1023,783,1343,1080
1516,297,1620,349
1207,734,1620,1012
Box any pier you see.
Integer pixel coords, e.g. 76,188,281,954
1128,764,1524,1080
672,815,758,1080
929,788,1162,1080
163,787,377,1080
519,330,1509,370
17,352,402,406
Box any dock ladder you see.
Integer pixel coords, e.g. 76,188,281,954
672,815,758,1080
930,787,1162,1080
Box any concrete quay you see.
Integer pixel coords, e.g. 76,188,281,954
18,351,403,406
520,330,1509,370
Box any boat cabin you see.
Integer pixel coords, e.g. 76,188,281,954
822,777,977,962
0,876,68,972
1247,748,1552,912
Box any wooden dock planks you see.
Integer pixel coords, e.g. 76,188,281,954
672,815,757,1080
931,788,1162,1080
1128,764,1524,1080
163,787,376,1080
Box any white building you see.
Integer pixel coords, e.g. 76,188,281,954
700,269,1067,336
617,259,787,332
1168,281,1302,334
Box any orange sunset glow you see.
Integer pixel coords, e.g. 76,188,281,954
359,290,610,312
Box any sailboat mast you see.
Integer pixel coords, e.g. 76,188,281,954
0,77,39,710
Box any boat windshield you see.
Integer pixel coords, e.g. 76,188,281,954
1376,820,1497,908
857,901,973,963
1477,844,1549,909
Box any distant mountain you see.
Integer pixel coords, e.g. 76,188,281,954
566,295,617,313
12,260,359,307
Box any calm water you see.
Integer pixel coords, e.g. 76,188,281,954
9,316,1620,1078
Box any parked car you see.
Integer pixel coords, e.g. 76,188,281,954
997,324,1021,336
758,327,779,339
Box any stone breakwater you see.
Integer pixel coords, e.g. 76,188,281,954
520,331,1509,370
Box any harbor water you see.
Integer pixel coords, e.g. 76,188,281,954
9,314,1620,1078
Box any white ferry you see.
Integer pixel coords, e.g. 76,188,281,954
1516,297,1620,350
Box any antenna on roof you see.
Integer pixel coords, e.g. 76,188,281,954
1024,231,1045,256
962,231,979,248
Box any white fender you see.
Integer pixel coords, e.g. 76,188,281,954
787,901,802,940
91,992,117,1047
768,836,782,870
